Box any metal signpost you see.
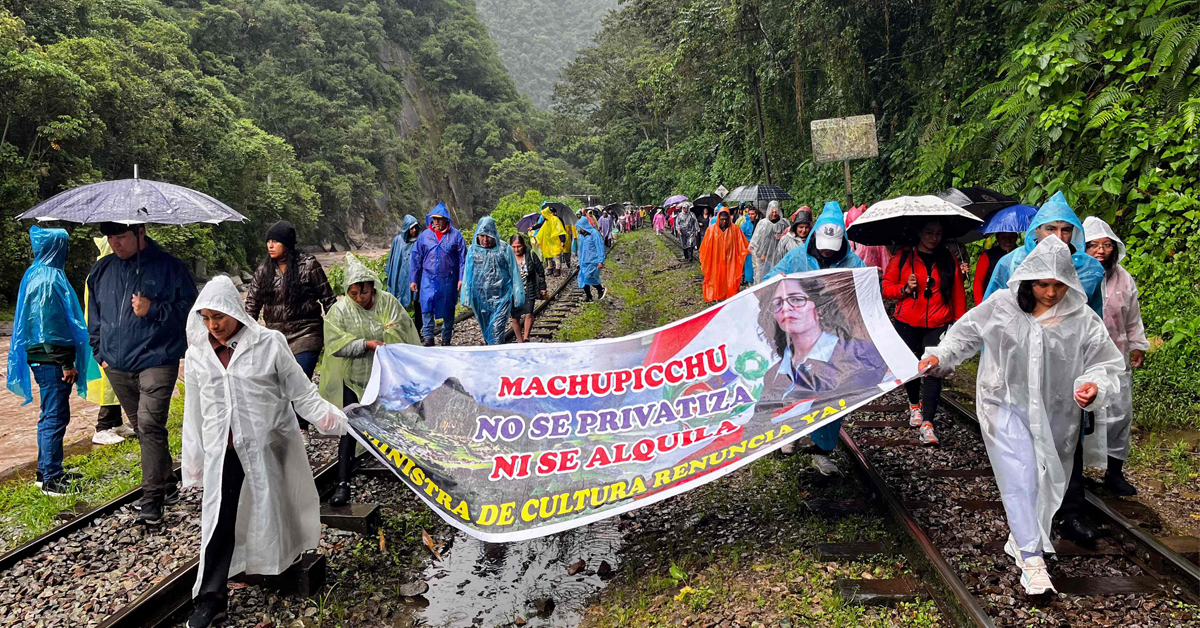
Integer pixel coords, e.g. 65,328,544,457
810,115,879,209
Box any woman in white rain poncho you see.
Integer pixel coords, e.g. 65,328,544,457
1082,217,1149,496
320,254,421,506
181,277,347,628
748,200,791,283
918,236,1123,595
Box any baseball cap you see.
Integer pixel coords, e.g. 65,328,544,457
814,222,844,251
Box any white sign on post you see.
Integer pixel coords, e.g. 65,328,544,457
810,115,879,164
715,185,729,198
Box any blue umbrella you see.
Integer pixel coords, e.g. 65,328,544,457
980,204,1037,234
16,176,246,225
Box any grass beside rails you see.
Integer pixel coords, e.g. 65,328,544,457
0,384,185,552
1127,436,1200,487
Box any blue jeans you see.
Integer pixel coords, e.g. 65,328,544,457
292,351,321,430
422,310,453,344
30,364,72,484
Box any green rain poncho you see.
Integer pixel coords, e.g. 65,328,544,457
319,254,421,403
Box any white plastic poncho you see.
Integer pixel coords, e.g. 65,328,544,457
320,254,422,403
924,236,1124,554
1081,217,1149,465
182,277,348,597
748,206,791,283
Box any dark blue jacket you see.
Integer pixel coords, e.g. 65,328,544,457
86,238,197,372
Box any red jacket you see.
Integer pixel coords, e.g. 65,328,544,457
882,247,968,328
972,246,1007,306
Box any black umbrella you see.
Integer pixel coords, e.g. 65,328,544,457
604,203,625,215
936,187,1017,219
542,202,576,226
692,193,723,208
724,185,793,203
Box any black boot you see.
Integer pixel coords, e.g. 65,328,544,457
329,482,352,507
1059,516,1100,547
1104,456,1137,496
422,337,435,347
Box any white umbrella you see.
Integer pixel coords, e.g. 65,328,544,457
847,195,982,246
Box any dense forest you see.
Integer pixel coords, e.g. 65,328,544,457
474,0,616,109
550,0,1199,423
0,0,547,290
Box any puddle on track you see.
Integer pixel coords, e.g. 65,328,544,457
402,518,624,627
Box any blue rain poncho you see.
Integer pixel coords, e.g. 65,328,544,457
409,202,467,321
764,202,865,280
385,214,420,306
6,226,92,404
983,191,1104,317
740,213,756,282
461,217,525,345
575,216,606,288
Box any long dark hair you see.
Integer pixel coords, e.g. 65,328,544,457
1016,280,1036,313
256,246,304,308
755,275,867,359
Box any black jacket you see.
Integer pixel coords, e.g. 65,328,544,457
87,238,197,372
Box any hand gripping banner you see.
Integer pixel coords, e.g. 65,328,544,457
348,268,919,542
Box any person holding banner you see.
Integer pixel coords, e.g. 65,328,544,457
917,236,1123,596
763,201,865,280
757,274,891,475
409,202,467,347
576,215,608,302
320,254,420,506
182,277,348,628
698,206,750,302
462,217,526,344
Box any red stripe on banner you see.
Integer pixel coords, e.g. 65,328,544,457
642,306,723,366
636,425,746,500
772,398,816,419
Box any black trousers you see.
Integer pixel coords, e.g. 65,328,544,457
583,284,604,299
337,386,360,483
893,321,947,423
199,448,245,599
95,405,124,431
1057,411,1088,521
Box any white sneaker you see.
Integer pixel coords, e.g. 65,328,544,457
1003,535,1024,568
908,405,923,427
919,422,939,445
112,425,137,438
92,429,126,446
1019,556,1056,595
811,454,842,477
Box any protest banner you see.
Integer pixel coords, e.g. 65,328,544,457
347,268,919,542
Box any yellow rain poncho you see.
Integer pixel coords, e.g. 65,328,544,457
85,237,119,407
535,208,567,259
319,255,421,403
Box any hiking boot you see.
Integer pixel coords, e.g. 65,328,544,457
137,499,164,525
1059,516,1099,548
329,482,352,507
1018,556,1055,595
134,484,179,511
810,454,841,477
908,405,923,427
92,429,125,446
919,422,939,445
113,424,138,439
1104,457,1137,496
187,594,228,628
422,337,435,347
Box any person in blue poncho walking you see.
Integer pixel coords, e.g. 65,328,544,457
764,201,865,280
461,217,525,345
576,216,608,301
983,191,1104,317
980,190,1106,547
385,214,421,315
740,206,759,284
7,226,93,496
409,202,467,346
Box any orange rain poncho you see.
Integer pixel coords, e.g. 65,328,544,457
698,207,749,302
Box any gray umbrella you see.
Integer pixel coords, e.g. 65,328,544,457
17,177,246,225
724,185,793,203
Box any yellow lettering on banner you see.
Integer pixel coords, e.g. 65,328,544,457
672,463,689,482
609,481,628,501
689,458,707,474
573,488,591,511
630,476,648,496
387,447,406,469
498,502,516,525
590,486,609,507
423,478,438,497
728,441,747,456
451,500,470,521
822,405,839,418
477,505,498,526
436,488,453,509
521,499,539,522
748,434,765,449
778,424,794,437
652,468,672,488
556,492,574,515
411,467,426,486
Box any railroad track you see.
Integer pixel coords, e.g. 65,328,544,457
657,230,695,263
838,391,1200,627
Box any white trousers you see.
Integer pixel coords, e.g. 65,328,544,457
981,404,1043,553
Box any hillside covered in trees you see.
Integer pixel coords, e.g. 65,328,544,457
0,0,545,291
550,0,1199,424
475,0,616,109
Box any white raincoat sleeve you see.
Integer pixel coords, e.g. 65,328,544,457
922,301,993,375
1121,281,1150,352
182,361,205,488
272,333,348,436
1071,314,1125,413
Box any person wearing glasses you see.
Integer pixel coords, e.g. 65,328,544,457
882,220,968,446
757,275,890,476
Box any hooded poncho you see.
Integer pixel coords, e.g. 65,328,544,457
575,216,606,288
461,217,525,345
409,202,467,320
385,214,421,306
321,254,421,402
698,207,750,302
764,201,865,280
535,206,567,259
925,236,1123,553
7,226,91,404
676,210,700,249
983,191,1104,317
748,206,791,283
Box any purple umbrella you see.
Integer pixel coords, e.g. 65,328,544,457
17,177,246,225
515,212,541,234
663,194,689,207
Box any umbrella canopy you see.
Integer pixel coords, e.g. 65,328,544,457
981,204,1037,234
936,186,1017,219
724,185,793,203
17,178,246,225
847,195,982,246
542,202,576,227
692,193,723,209
663,194,689,207
604,203,625,215
516,212,541,234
